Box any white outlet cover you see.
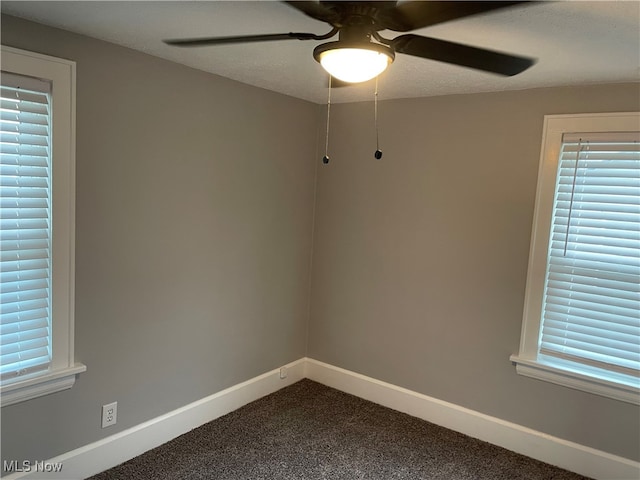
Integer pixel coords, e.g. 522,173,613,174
101,402,117,428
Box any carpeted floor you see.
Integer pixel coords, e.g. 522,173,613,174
88,379,592,479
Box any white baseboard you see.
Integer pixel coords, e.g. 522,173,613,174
304,358,640,480
3,358,306,480
5,357,638,480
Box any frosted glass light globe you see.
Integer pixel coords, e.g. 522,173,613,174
314,44,394,83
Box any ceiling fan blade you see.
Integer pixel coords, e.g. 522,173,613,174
284,1,341,24
164,32,325,47
379,1,527,32
392,35,535,76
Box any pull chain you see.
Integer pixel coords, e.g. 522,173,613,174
374,76,382,159
322,75,332,164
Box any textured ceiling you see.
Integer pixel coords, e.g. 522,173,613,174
2,1,639,104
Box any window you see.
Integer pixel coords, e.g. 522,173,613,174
511,113,640,404
0,46,85,407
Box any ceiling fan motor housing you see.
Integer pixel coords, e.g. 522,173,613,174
319,1,400,30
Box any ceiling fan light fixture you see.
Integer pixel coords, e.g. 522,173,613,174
313,42,394,83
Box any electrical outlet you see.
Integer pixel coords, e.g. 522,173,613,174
279,367,287,379
101,402,117,428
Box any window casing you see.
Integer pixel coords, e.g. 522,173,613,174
0,46,85,407
511,112,640,405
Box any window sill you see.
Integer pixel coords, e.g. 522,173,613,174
510,355,639,405
0,363,87,407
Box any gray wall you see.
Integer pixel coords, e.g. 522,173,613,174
308,84,640,461
1,15,318,463
2,13,640,470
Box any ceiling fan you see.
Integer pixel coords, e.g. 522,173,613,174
164,1,536,84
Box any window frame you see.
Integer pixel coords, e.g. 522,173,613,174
1,46,85,407
511,112,640,405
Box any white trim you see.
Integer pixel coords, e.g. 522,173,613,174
3,358,638,480
305,358,640,480
520,112,640,359
0,364,87,407
2,359,306,480
510,355,639,405
0,46,83,404
516,112,640,403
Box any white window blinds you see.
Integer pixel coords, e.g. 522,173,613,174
540,132,640,377
0,74,52,382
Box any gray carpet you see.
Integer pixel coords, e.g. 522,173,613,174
88,379,592,479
